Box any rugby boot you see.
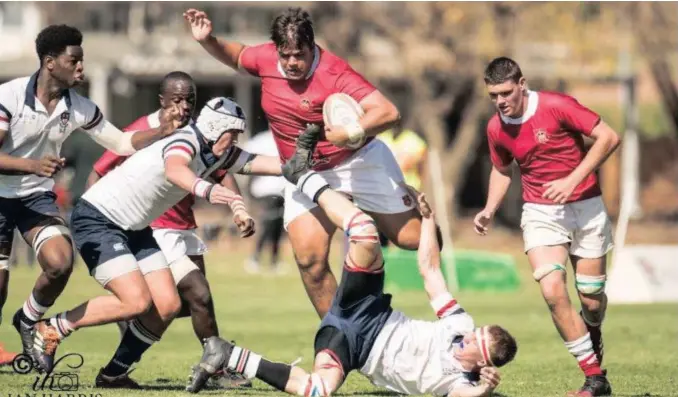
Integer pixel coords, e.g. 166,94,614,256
281,123,321,184
568,371,612,397
186,337,234,393
95,367,142,389
32,320,61,373
12,309,36,362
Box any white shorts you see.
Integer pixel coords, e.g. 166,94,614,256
153,228,207,285
521,196,614,258
283,139,415,229
152,228,207,264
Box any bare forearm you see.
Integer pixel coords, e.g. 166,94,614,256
418,216,448,301
568,134,620,185
166,165,201,194
220,174,242,195
0,153,34,174
130,127,170,151
484,166,512,214
199,36,245,70
240,155,282,176
360,107,400,137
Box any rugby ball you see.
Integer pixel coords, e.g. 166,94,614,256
323,93,366,149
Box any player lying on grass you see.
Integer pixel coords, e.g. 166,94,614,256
28,97,282,379
186,126,518,396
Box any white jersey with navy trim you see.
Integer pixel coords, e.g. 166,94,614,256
82,125,249,231
0,73,103,198
360,310,478,396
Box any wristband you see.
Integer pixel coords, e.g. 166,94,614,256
192,179,214,199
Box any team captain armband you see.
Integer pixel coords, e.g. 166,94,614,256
162,139,198,161
431,293,463,318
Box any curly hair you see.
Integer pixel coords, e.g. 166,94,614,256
35,24,83,65
270,8,315,50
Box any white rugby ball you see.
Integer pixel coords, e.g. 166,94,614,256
323,93,366,149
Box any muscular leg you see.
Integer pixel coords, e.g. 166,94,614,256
368,208,422,250
175,255,219,342
100,267,180,379
529,246,604,379
0,241,10,321
571,254,608,364
287,208,337,318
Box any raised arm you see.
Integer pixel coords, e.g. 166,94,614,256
184,9,246,71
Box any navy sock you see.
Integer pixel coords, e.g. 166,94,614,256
102,319,160,377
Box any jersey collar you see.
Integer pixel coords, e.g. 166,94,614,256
499,90,538,125
276,45,321,80
24,71,72,112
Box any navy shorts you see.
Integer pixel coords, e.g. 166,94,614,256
0,191,63,246
70,199,160,273
314,266,393,373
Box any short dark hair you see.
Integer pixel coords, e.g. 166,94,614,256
35,25,83,65
488,325,518,367
160,71,195,94
270,8,315,50
483,57,523,85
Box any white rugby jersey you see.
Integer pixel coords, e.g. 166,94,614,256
82,125,249,230
360,309,478,396
0,73,104,198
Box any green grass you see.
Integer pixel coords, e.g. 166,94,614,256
1,249,677,397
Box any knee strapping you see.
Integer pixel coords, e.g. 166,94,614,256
32,225,71,256
343,211,379,245
297,373,330,397
533,263,566,282
0,253,8,270
576,274,606,295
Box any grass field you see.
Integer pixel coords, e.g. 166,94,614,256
0,247,676,397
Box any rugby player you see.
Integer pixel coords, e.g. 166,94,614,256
474,57,620,396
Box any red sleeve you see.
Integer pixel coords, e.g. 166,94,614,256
335,65,377,103
239,44,275,77
552,93,601,137
487,121,513,169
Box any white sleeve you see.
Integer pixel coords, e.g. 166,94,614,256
85,119,136,155
0,83,17,131
162,134,199,161
77,97,104,131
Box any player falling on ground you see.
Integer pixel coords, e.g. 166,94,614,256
86,73,252,389
184,7,437,319
186,127,518,397
474,57,620,396
28,97,282,382
0,24,183,365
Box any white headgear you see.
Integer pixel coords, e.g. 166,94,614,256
196,97,247,143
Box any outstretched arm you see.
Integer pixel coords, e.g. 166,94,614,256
184,9,247,71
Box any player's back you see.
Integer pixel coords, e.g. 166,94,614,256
360,310,478,396
83,128,204,231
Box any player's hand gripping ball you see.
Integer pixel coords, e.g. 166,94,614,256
323,93,366,150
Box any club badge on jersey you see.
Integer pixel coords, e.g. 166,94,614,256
59,111,70,134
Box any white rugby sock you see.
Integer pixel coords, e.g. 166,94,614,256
227,345,263,379
22,292,50,322
565,333,602,377
50,312,75,339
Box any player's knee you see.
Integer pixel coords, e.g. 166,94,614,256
40,250,74,280
187,283,212,312
295,252,329,280
157,293,181,321
575,273,606,296
297,373,332,397
122,289,153,319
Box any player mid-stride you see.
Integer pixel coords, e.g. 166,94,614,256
475,57,620,396
187,126,518,397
